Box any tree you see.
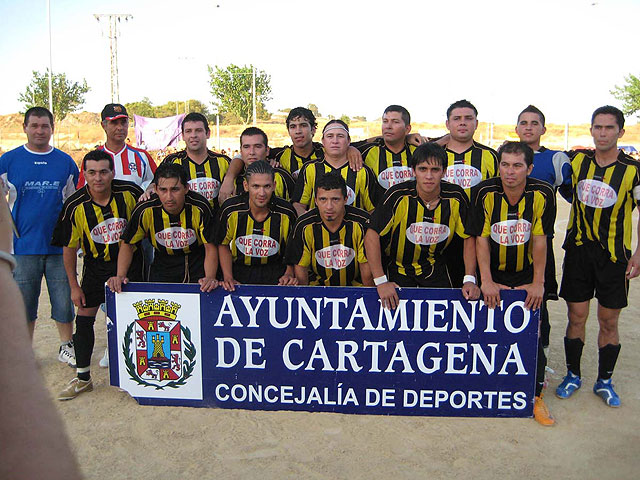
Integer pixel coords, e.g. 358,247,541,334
125,97,155,118
207,64,272,124
308,103,321,118
18,69,89,123
611,74,640,116
339,114,351,126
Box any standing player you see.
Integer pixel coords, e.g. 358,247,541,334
515,104,572,354
0,107,78,365
556,106,640,407
287,173,372,286
52,150,144,399
356,105,416,191
271,107,324,178
365,142,480,310
442,100,499,287
217,161,298,289
156,112,229,211
78,104,156,190
108,163,218,290
471,141,556,426
293,120,379,215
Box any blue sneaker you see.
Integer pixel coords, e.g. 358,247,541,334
593,378,621,407
556,371,582,399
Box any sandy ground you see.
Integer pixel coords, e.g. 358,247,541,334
31,202,640,479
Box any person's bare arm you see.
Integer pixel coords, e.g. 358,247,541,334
219,244,238,291
294,264,309,285
199,243,219,292
461,237,480,300
293,202,307,217
477,236,501,309
360,261,374,286
364,228,399,310
0,195,82,480
107,242,134,293
219,157,243,204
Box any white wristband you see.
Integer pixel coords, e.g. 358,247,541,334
0,250,17,272
463,275,476,285
374,275,388,286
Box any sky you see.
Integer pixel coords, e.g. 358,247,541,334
1,0,639,125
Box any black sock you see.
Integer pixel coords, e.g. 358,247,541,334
540,302,550,348
598,344,621,380
535,341,547,397
72,315,96,372
564,337,584,377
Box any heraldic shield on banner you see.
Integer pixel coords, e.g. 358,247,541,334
122,299,196,390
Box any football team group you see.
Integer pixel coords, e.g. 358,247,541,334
1,99,638,427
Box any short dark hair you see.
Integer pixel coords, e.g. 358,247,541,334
383,105,411,125
322,119,350,136
498,141,534,167
315,172,347,198
154,162,188,187
182,112,210,134
244,160,275,183
286,107,317,129
517,105,545,127
410,142,448,170
24,106,54,126
446,99,478,119
82,149,114,171
240,127,268,147
591,105,625,130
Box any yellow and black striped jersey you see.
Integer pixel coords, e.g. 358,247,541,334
444,141,498,197
563,151,640,264
292,160,379,212
51,180,143,262
368,180,469,278
162,149,230,209
216,193,297,267
235,166,295,201
358,138,417,190
470,177,555,275
269,143,324,178
121,190,214,257
286,206,369,286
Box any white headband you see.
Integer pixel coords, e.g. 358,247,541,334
323,124,349,135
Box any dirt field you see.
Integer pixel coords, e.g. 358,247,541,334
29,200,640,480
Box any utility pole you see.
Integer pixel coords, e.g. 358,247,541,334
94,13,132,103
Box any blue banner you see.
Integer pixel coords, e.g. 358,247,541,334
106,284,538,417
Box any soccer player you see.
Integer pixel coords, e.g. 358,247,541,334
287,172,372,286
217,160,298,290
442,99,499,287
77,103,156,190
365,142,480,310
556,106,640,407
0,106,78,365
52,149,144,399
108,163,218,291
154,112,230,210
293,120,379,215
515,104,572,353
234,127,295,201
471,141,556,425
356,105,417,191
270,107,324,178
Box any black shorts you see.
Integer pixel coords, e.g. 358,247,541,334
443,235,465,288
81,254,143,308
233,262,286,285
559,243,629,309
389,262,452,288
149,248,206,283
491,266,533,289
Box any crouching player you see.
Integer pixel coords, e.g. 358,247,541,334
52,149,144,400
365,142,480,310
287,172,372,286
470,141,556,426
107,163,218,291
